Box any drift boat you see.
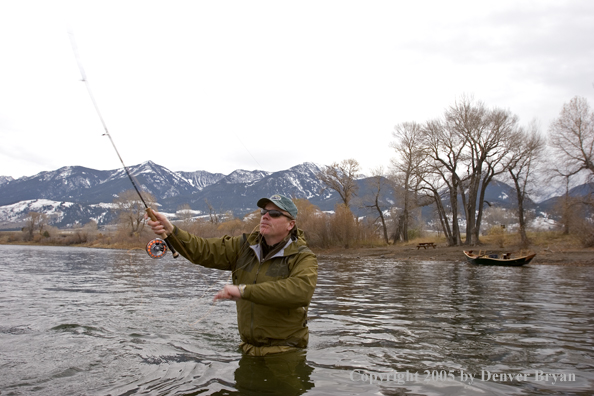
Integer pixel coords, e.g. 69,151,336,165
463,250,536,266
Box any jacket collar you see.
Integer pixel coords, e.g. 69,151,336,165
247,229,307,262
250,237,294,262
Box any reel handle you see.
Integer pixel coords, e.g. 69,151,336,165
146,208,179,258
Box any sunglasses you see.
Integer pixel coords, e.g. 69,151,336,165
260,209,294,220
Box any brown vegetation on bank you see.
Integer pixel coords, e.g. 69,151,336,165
2,227,592,266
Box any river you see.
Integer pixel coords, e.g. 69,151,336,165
1,244,593,395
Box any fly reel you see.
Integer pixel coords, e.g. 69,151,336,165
146,238,168,259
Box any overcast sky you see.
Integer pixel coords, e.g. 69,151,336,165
1,0,593,179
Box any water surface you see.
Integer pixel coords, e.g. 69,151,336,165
1,245,592,395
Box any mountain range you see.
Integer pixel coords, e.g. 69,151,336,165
1,161,592,230
0,162,368,229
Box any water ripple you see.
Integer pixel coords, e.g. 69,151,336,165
1,246,593,395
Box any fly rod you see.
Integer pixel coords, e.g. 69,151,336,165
68,31,178,258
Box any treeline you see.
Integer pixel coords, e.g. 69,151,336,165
4,199,393,250
309,95,594,248
385,95,594,248
392,97,594,247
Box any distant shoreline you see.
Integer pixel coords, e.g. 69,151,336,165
315,244,594,266
2,239,593,266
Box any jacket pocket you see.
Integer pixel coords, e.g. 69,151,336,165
265,257,290,278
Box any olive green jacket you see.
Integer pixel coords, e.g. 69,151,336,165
168,227,318,349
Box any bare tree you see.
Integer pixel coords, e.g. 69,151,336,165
545,96,594,238
23,211,48,240
417,170,457,245
433,96,519,245
465,107,520,245
406,96,521,246
390,122,425,242
420,117,466,245
548,96,594,181
362,167,390,244
317,159,360,208
113,190,156,237
505,122,546,247
204,198,221,224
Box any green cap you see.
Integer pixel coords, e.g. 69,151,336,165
257,194,298,219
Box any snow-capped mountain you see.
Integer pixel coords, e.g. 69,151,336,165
1,161,590,230
221,169,272,185
0,176,14,185
162,163,334,217
0,161,340,229
0,166,111,205
0,161,214,207
536,182,594,212
0,199,114,229
177,170,225,190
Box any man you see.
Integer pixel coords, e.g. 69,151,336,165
147,194,318,356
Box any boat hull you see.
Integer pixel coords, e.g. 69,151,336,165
463,251,536,266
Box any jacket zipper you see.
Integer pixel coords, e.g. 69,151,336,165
250,257,264,343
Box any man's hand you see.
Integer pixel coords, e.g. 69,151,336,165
214,285,242,302
145,209,174,237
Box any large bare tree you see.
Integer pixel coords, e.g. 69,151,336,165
440,97,520,245
23,211,48,240
547,96,594,239
401,96,522,246
390,121,425,242
420,117,466,245
505,122,546,247
113,189,156,236
317,159,360,208
317,159,360,249
416,166,457,245
548,96,594,181
464,106,520,245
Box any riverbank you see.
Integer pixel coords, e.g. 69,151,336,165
2,232,593,265
315,242,594,266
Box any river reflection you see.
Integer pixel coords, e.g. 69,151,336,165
0,245,593,395
208,350,314,396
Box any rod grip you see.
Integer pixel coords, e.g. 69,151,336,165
146,208,179,258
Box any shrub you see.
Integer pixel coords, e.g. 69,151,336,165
487,225,506,248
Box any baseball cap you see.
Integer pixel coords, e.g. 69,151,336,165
257,194,298,219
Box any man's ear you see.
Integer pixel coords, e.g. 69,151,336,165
288,220,296,230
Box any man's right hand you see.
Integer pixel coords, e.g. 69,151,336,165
145,209,174,237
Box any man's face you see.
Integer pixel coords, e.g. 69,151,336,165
259,203,295,244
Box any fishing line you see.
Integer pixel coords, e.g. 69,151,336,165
233,132,264,170
68,30,180,258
